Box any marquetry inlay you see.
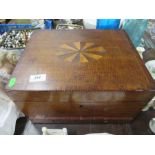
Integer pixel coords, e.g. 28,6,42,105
56,42,106,63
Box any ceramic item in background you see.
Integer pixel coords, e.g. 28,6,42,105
136,46,145,59
142,48,155,63
145,60,155,79
22,120,40,135
142,96,155,111
42,127,67,135
142,58,155,112
0,91,20,135
83,19,97,29
31,19,44,29
149,118,155,134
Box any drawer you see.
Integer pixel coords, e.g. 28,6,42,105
15,99,148,123
92,101,146,119
70,104,93,118
16,101,71,119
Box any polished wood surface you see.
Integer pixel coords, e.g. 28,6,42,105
14,100,146,122
6,91,154,102
5,29,154,91
6,90,154,122
5,30,155,122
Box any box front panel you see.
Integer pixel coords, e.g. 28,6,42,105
6,90,154,122
6,91,154,102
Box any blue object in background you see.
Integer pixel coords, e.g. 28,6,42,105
123,19,148,47
0,24,32,34
44,19,53,29
96,19,121,30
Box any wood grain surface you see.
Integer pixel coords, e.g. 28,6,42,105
5,29,155,122
5,30,155,91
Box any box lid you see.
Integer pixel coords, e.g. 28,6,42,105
6,30,155,91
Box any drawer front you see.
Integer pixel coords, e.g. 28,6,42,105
92,101,146,119
16,101,92,118
15,100,147,122
16,101,72,120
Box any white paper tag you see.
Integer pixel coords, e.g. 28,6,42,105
29,74,46,83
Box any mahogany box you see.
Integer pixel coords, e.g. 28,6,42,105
5,30,155,123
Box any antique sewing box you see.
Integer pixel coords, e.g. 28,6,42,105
5,29,155,123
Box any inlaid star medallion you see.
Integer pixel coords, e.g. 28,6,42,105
56,42,106,63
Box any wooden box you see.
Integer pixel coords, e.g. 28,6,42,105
5,30,155,123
